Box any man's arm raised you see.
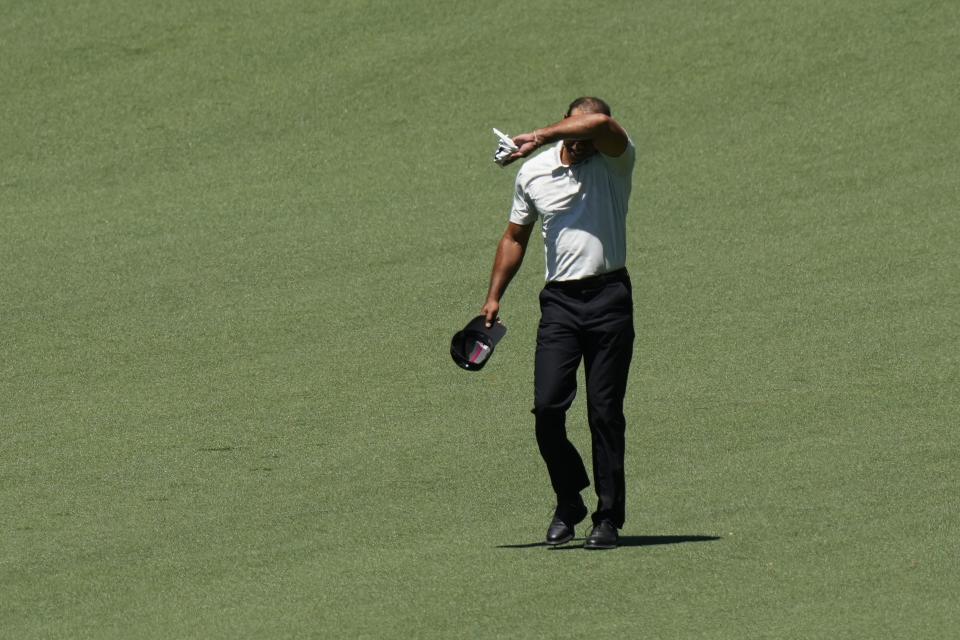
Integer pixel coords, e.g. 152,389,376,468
506,113,628,164
482,222,535,328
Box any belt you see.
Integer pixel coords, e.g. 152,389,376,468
545,268,629,290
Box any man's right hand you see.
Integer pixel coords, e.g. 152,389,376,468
481,300,500,328
482,222,532,327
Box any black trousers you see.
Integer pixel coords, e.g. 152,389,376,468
533,269,634,528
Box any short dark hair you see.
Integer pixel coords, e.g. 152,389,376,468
565,96,612,118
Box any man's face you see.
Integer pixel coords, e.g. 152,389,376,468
562,108,598,164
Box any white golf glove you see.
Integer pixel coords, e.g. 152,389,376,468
492,128,518,166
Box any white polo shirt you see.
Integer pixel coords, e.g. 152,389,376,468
510,140,635,282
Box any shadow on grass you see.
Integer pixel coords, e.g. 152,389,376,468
497,535,721,550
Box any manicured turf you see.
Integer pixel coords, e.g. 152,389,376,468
2,1,958,637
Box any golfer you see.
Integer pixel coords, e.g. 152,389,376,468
483,97,635,549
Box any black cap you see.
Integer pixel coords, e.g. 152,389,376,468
450,316,507,371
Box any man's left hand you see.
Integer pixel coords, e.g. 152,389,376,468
503,131,542,165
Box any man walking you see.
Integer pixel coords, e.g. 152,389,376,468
482,97,635,550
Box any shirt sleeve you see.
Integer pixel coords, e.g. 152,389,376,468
509,172,538,226
600,137,636,176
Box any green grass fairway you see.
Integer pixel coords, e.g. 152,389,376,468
3,1,958,637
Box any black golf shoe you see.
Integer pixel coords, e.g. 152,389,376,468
545,496,588,545
584,520,619,550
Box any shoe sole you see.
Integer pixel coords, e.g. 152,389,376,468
583,541,617,550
